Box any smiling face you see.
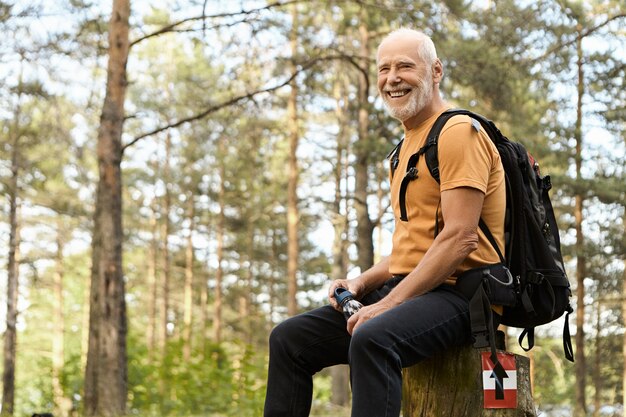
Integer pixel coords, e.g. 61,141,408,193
377,31,441,127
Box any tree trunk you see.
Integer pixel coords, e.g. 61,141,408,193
268,228,279,335
286,3,300,316
53,222,72,417
593,300,601,417
622,210,626,413
240,231,254,345
146,196,159,355
402,345,536,417
375,162,385,263
354,18,374,272
574,27,587,417
527,349,535,396
182,194,195,361
213,139,226,344
157,134,172,408
159,131,172,356
81,270,90,373
331,75,350,284
331,365,350,407
330,76,351,407
84,1,130,415
199,264,209,354
2,135,20,417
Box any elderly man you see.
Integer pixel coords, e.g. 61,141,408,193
263,28,505,417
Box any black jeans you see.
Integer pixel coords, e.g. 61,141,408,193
263,278,474,417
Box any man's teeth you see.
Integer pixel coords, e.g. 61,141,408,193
389,90,408,97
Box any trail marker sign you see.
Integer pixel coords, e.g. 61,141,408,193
481,352,517,408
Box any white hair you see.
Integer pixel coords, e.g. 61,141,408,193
378,28,438,65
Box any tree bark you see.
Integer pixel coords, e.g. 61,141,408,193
331,76,350,285
286,2,300,316
84,1,130,415
621,210,626,413
146,195,159,354
213,138,226,344
199,265,209,354
81,271,90,375
240,230,254,345
375,162,385,263
159,131,172,356
330,75,351,407
2,132,20,417
53,222,72,417
593,300,601,417
402,345,536,417
354,17,374,272
527,349,535,396
182,194,195,361
268,228,279,335
574,26,587,417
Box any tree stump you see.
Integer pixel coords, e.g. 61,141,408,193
402,344,536,417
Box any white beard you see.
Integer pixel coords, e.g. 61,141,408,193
381,76,434,122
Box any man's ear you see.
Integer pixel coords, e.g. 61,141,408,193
432,58,444,83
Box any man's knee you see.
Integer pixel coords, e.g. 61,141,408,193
269,317,299,353
351,317,425,368
349,321,387,360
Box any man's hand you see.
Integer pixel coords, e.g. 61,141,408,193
346,300,396,335
328,278,365,312
327,257,392,312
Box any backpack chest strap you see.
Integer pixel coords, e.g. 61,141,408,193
398,141,435,221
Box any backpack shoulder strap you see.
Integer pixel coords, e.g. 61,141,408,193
425,109,506,263
424,109,470,183
387,137,404,179
425,108,502,182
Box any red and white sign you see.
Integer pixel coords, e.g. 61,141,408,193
481,352,517,409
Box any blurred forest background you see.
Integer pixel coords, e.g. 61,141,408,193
0,0,624,416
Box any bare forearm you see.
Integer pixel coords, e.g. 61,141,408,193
346,186,486,335
346,226,478,335
357,256,393,295
328,256,392,310
383,187,484,307
384,226,477,306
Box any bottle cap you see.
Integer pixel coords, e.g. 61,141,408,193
333,287,355,305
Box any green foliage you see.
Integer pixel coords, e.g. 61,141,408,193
531,337,576,406
10,251,89,416
127,337,266,417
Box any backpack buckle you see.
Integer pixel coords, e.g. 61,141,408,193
391,157,399,171
473,332,490,349
405,167,419,180
543,175,552,191
528,271,544,284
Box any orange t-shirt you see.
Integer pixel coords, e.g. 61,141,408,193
389,109,506,284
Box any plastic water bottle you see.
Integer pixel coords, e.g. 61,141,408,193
333,287,363,319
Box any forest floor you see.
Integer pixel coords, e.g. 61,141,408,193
310,403,351,416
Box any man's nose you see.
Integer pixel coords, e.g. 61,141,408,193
387,67,401,83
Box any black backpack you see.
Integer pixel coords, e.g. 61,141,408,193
388,109,574,371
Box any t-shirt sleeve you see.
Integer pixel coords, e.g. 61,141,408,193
437,118,495,193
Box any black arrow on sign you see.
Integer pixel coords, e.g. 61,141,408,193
490,370,508,400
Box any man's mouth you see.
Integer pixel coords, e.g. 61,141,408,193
387,89,411,98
